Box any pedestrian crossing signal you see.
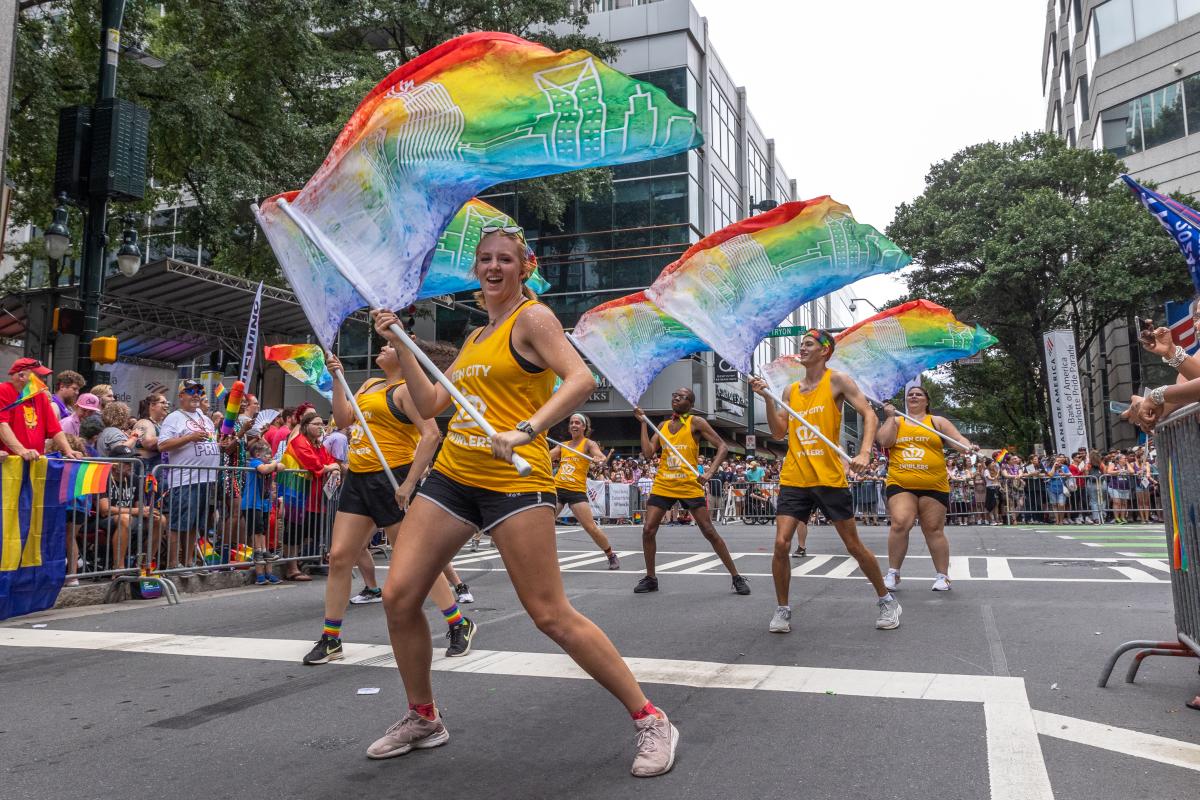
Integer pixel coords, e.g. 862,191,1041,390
89,336,117,364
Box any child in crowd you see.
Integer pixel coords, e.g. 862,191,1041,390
242,439,282,585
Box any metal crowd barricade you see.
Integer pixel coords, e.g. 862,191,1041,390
1099,402,1200,687
64,456,149,582
742,482,777,524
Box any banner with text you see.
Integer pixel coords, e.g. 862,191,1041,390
240,281,264,384
1042,329,1089,455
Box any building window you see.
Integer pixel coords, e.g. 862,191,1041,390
776,179,792,203
1141,82,1185,148
1053,101,1063,136
1093,0,1200,56
711,174,739,232
1077,74,1091,121
748,143,769,208
1044,32,1058,94
1098,70,1200,155
708,80,738,169
1132,0,1177,37
1094,0,1136,54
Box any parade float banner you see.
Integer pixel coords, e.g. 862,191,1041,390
761,300,997,401
646,197,911,375
255,31,701,348
1122,174,1200,293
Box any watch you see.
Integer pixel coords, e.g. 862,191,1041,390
515,420,536,440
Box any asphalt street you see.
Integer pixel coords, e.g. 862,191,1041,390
2,520,1198,800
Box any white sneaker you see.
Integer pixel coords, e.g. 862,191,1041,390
875,596,902,630
769,606,792,633
931,574,951,592
884,569,900,591
455,583,474,604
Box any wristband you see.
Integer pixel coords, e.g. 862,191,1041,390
515,420,536,440
1150,386,1168,406
1164,345,1188,368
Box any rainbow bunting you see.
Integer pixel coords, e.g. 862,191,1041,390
646,198,910,375
263,344,334,401
254,31,701,349
1,373,47,413
569,291,707,403
420,198,550,297
760,300,997,401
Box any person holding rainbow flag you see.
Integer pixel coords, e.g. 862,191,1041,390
0,358,81,459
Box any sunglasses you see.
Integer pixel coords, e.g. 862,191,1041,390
182,386,205,396
482,224,523,236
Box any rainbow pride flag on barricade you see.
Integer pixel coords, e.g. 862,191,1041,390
0,457,112,620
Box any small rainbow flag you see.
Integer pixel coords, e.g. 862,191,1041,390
1,373,47,413
264,344,333,401
53,460,112,500
213,382,227,402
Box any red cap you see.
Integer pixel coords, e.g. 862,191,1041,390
9,357,52,377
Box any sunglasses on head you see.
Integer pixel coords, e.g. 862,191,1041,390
482,224,523,236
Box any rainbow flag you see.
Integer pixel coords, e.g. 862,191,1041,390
213,382,227,402
1,373,47,413
63,461,112,497
760,300,997,401
254,31,701,349
646,198,911,375
420,198,550,297
569,291,707,403
263,344,334,401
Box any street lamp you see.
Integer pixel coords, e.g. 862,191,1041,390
848,297,880,315
43,193,72,260
749,196,778,214
115,215,142,276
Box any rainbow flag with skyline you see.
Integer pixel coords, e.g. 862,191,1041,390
255,31,702,349
420,198,550,298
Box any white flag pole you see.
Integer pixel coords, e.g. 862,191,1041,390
275,198,532,477
548,437,591,459
754,380,853,464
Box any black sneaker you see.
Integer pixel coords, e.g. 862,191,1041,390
732,575,751,595
302,634,343,665
445,618,477,658
634,575,659,594
791,546,806,559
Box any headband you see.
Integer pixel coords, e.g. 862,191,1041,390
807,329,835,352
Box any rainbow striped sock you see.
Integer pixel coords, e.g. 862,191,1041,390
442,604,462,628
323,618,342,639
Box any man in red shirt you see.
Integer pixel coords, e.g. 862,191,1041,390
0,358,81,459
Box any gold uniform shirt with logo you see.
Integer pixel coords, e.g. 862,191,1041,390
650,416,704,499
780,371,847,489
347,379,420,473
434,300,556,493
554,438,592,493
885,414,949,492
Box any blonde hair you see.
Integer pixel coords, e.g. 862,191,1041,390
472,231,538,310
89,383,113,400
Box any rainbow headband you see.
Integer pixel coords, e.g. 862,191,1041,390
807,329,835,352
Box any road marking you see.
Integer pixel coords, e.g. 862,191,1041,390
986,558,1014,580
949,556,973,581
792,554,834,576
1107,565,1158,583
825,557,861,578
1032,710,1200,773
0,627,1052,799
678,555,739,574
1117,552,1170,558
652,553,712,571
559,551,636,570
1136,558,1170,572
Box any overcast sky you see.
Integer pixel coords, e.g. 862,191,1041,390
694,0,1049,319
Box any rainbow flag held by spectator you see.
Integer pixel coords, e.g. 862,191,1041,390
1121,174,1200,293
254,31,701,349
0,456,110,620
646,197,911,375
1165,299,1198,356
0,373,47,413
264,344,334,401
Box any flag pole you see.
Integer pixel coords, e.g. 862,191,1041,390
548,437,591,459
869,399,972,453
275,198,532,477
329,367,401,493
753,379,853,464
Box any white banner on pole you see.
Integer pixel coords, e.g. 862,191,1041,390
586,479,607,518
240,281,264,385
1042,329,1089,455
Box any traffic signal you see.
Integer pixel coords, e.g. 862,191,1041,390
89,336,117,364
51,307,84,336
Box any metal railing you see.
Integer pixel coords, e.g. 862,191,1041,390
947,474,1163,526
1100,402,1200,686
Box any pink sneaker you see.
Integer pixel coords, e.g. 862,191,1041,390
631,711,679,777
366,710,449,759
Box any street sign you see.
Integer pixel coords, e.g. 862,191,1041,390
768,325,807,338
745,435,756,451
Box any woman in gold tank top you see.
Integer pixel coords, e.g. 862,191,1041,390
302,344,472,668
368,228,679,776
877,385,974,592
552,413,620,569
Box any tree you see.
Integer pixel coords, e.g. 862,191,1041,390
887,132,1194,451
7,1,616,280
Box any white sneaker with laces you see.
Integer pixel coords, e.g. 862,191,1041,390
931,574,951,592
884,569,900,591
631,712,679,777
769,606,792,633
875,596,902,629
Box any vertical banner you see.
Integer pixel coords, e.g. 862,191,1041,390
1042,329,1089,455
608,484,631,518
585,479,607,519
240,282,264,384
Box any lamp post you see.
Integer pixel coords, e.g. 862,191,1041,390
848,296,880,315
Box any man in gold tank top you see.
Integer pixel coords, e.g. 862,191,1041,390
749,330,901,633
632,387,749,596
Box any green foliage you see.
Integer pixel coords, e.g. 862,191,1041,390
887,132,1193,451
8,1,617,279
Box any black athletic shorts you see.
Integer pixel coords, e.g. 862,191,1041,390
647,493,707,512
556,488,588,507
337,464,413,528
777,485,855,523
884,484,950,508
417,469,555,534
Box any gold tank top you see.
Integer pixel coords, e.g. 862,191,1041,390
434,300,556,492
554,437,592,493
347,379,419,473
780,370,847,489
650,416,704,499
886,414,949,492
